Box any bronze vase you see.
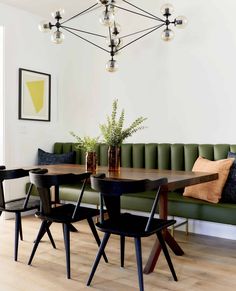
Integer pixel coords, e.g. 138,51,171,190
108,146,121,172
86,152,97,173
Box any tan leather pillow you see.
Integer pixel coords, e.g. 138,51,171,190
183,156,234,203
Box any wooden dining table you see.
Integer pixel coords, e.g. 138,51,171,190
38,164,218,274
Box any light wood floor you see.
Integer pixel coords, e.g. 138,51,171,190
0,216,236,291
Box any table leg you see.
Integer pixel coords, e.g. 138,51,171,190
165,231,184,255
103,195,121,221
143,186,184,274
143,239,162,274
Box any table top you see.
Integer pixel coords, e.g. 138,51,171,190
39,164,218,191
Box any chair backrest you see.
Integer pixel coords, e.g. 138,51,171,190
90,174,168,231
91,175,167,195
0,168,32,209
29,170,91,216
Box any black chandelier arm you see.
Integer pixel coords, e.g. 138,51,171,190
61,2,99,25
61,25,106,38
120,24,164,40
116,23,165,53
120,0,165,22
108,26,112,40
62,27,110,54
112,4,165,22
108,26,115,57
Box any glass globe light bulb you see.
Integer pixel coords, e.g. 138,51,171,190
51,8,65,19
161,28,174,41
106,59,118,72
114,46,120,55
160,3,174,16
112,38,123,55
100,10,115,26
175,16,188,29
106,35,120,47
109,2,117,15
116,37,123,49
38,21,51,33
117,37,123,47
51,30,65,44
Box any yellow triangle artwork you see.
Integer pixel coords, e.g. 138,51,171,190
26,80,45,113
18,68,51,122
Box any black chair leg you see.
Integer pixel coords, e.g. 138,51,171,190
28,220,47,265
134,237,144,291
120,235,125,268
33,221,55,244
63,223,71,279
87,217,108,263
14,212,21,261
19,213,23,241
156,232,178,281
45,222,56,249
68,223,78,232
87,232,110,286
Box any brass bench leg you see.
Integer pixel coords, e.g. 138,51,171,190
185,218,189,236
171,217,189,237
96,204,99,223
171,217,175,237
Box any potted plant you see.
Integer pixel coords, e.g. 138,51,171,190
70,132,99,173
100,99,147,171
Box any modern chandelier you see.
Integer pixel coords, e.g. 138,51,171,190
39,0,187,72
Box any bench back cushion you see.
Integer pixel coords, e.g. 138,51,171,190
53,143,236,171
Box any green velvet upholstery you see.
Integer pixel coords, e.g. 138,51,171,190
29,142,236,226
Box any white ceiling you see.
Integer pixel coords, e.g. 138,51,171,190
0,0,93,18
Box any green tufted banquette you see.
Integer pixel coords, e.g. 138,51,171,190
54,142,236,170
50,142,236,226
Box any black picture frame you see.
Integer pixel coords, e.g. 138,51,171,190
18,68,51,121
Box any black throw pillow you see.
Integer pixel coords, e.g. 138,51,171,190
221,152,236,203
38,148,75,165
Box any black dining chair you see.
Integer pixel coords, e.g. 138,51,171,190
87,175,177,291
0,167,51,261
28,169,108,279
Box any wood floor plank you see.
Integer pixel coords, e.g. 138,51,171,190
0,216,236,291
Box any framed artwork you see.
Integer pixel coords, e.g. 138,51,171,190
18,68,51,121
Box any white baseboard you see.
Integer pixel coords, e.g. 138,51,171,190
173,216,236,240
1,209,36,220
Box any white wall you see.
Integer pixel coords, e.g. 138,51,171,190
1,1,236,238
0,26,3,164
0,3,64,169
0,3,66,201
57,0,236,146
